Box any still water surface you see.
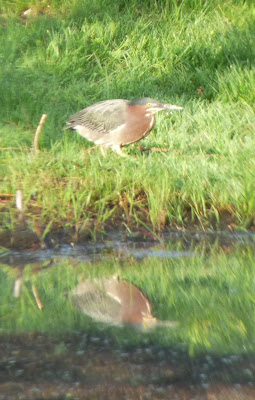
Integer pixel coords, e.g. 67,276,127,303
1,231,255,398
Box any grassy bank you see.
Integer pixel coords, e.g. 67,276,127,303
1,0,255,235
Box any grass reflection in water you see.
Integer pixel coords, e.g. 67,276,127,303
1,243,255,356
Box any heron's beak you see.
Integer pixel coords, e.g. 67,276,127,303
147,103,184,113
164,104,184,110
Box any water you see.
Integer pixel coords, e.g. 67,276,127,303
1,229,255,265
1,231,255,398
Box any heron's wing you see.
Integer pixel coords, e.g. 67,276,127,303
66,99,128,133
72,286,122,325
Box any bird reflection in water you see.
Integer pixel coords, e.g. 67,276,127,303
72,275,178,330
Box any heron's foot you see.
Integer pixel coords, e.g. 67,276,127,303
111,145,128,157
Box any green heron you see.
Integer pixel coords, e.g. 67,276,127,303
65,97,183,156
71,275,178,330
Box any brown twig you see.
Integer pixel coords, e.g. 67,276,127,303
13,270,24,298
16,190,24,213
139,145,169,153
32,284,43,310
33,114,48,154
0,193,15,198
0,147,29,151
16,190,26,224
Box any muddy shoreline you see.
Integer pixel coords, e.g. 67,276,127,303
1,332,255,399
1,224,255,251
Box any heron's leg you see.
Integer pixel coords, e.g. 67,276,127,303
100,145,107,157
111,144,127,157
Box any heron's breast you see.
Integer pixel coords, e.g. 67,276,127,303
116,106,155,145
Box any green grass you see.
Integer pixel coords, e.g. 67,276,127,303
1,243,255,356
1,0,255,234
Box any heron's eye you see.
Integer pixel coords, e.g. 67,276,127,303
146,102,152,108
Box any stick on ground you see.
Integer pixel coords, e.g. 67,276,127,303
33,114,48,154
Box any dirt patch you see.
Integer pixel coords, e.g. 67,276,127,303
1,333,255,399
